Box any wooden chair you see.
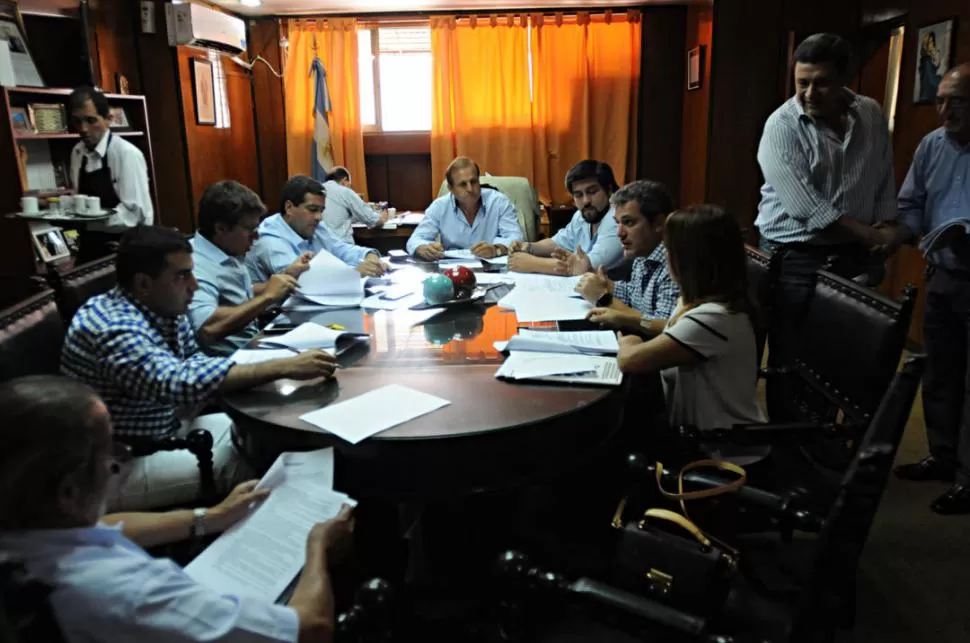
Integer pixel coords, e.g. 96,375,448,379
47,254,117,325
0,554,66,643
0,290,64,381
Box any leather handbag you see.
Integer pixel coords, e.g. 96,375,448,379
609,460,746,614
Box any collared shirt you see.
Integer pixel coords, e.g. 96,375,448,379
551,208,625,269
0,524,298,643
613,243,679,320
898,127,970,273
321,180,381,243
755,90,896,245
61,287,234,439
405,189,524,254
70,133,154,232
188,234,258,357
246,213,375,283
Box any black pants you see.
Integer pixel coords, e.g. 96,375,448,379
760,240,886,421
921,267,970,484
76,230,123,265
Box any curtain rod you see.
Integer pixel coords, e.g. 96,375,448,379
277,5,644,23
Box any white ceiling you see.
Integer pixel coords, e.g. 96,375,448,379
209,0,679,18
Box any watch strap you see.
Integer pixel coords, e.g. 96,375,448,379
596,292,613,308
191,507,207,539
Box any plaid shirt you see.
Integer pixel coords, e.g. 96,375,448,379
61,287,234,438
614,243,679,320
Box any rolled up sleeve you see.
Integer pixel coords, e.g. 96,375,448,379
492,196,525,246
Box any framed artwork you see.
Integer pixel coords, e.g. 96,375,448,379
191,58,216,125
687,46,706,91
914,19,956,104
27,103,67,133
109,106,130,129
31,224,71,262
10,106,32,133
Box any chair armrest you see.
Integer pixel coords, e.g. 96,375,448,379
119,429,217,504
336,578,394,642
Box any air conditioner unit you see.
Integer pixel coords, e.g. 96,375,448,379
166,3,247,56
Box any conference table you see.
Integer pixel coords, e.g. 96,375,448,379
222,263,625,503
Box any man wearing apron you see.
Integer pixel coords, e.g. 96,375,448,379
69,86,153,264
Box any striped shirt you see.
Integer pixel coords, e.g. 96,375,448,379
755,90,896,245
61,287,234,438
614,243,679,320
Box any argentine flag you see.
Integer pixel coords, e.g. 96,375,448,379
310,56,334,181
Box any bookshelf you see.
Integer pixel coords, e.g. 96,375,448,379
0,87,158,276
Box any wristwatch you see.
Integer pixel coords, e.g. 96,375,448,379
596,292,613,307
191,507,208,539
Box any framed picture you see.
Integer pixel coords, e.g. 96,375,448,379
28,103,67,133
10,106,32,133
687,46,706,91
914,19,956,104
30,224,71,263
109,106,130,129
191,58,216,125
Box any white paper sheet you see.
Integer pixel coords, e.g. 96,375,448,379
299,384,450,444
495,352,623,386
298,251,365,301
443,248,477,260
920,218,970,255
505,330,619,355
258,447,335,491
397,212,425,225
230,348,296,364
509,293,593,323
361,291,424,310
481,255,509,265
259,322,366,353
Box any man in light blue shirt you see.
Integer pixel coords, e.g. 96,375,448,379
322,166,388,243
188,181,299,357
406,156,524,260
247,175,386,283
0,374,352,643
508,159,624,275
892,63,970,515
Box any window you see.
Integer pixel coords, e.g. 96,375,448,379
358,26,432,132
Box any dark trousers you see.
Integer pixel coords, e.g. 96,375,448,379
921,267,970,484
76,230,122,265
760,239,886,421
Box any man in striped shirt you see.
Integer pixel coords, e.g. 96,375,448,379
755,33,899,420
62,225,338,510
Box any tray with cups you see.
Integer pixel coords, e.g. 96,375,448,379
15,195,114,221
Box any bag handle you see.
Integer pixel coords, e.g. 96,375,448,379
637,508,712,548
654,459,747,501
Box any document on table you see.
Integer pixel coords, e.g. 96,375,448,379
442,248,477,260
258,322,368,354
504,329,619,355
230,348,297,365
502,274,583,295
299,384,450,444
184,447,356,602
507,293,593,323
495,352,623,386
296,252,365,306
397,212,425,225
360,291,424,310
481,255,509,266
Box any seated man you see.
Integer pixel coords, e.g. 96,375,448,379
0,374,352,642
575,180,679,334
406,156,524,260
61,225,338,511
189,180,304,356
247,175,386,282
322,166,388,243
508,159,624,276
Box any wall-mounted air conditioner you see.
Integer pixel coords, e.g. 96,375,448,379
165,2,247,56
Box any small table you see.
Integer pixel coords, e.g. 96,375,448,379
352,212,424,254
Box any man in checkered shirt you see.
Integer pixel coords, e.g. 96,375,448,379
62,225,338,510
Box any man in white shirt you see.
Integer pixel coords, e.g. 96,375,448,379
322,166,388,243
68,86,154,263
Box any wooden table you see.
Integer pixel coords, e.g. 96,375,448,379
222,270,623,502
352,213,423,254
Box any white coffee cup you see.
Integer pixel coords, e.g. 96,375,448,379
75,196,89,214
86,196,101,213
20,196,38,214
60,195,75,212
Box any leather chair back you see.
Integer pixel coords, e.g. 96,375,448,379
744,245,777,366
48,254,117,325
0,290,64,381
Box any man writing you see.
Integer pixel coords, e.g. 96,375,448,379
68,86,154,263
508,159,625,276
406,156,524,260
0,375,352,642
322,166,388,243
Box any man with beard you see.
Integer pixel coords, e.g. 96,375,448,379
892,63,970,514
508,160,625,276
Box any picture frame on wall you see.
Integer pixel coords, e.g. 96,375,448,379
687,46,705,91
109,106,130,129
10,106,32,133
191,57,216,125
914,18,956,104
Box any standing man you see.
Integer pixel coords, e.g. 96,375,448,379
406,156,523,260
322,166,388,243
508,159,625,276
755,33,897,418
892,64,970,515
68,86,153,263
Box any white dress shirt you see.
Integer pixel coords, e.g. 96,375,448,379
70,132,154,232
321,180,382,243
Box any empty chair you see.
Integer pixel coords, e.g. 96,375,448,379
0,290,64,381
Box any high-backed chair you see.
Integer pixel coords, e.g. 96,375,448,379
744,245,779,365
437,176,541,241
0,290,65,381
47,254,117,325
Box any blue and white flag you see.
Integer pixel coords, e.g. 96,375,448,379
310,56,334,181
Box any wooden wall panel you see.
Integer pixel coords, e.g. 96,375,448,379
363,133,434,211
638,5,686,202
248,18,287,209
679,5,712,207
90,0,141,94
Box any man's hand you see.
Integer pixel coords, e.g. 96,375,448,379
564,245,593,276
508,240,530,254
282,349,338,380
470,241,499,259
356,253,386,277
587,307,640,329
208,480,270,533
508,252,567,275
575,266,611,304
416,242,445,261
870,223,911,256
264,273,299,302
308,504,355,560
285,252,314,278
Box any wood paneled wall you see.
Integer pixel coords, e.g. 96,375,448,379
364,133,433,211
679,5,712,208
248,18,288,209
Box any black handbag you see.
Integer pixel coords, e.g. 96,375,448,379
609,460,746,615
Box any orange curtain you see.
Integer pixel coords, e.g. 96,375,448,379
284,18,369,199
430,15,534,194
531,11,641,204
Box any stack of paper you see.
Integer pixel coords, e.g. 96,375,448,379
184,448,356,602
230,348,298,364
258,322,369,355
495,352,623,386
290,252,366,307
920,218,970,255
397,212,425,225
497,329,619,355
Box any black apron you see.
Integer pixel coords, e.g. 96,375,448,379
76,133,123,264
